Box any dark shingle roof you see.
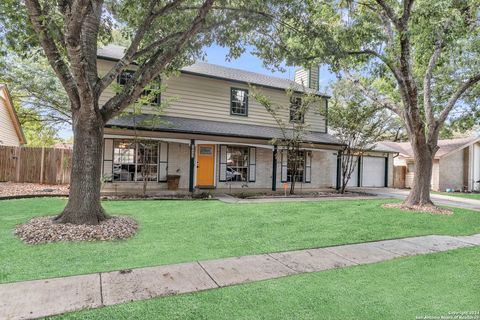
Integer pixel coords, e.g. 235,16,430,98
97,44,326,96
106,114,342,146
181,62,320,94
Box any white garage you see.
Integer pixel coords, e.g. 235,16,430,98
361,156,387,187
346,156,359,187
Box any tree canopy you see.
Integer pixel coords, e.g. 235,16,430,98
251,0,480,207
0,53,71,128
252,0,480,128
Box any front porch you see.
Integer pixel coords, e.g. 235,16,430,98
101,127,341,196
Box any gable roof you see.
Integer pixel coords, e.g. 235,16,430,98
378,136,480,159
0,84,26,145
97,44,328,97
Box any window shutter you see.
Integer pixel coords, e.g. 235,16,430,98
248,147,256,182
305,151,312,183
158,142,168,182
219,145,227,182
281,149,288,182
103,139,114,182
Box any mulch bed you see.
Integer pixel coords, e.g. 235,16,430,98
15,216,138,244
233,191,373,199
382,203,453,215
0,182,69,199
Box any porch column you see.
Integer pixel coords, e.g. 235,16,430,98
357,156,362,187
336,150,342,190
272,145,277,191
384,156,389,187
189,139,195,192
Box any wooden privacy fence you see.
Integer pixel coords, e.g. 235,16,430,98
393,165,406,189
0,146,72,185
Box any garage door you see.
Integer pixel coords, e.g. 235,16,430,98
362,156,386,187
346,156,359,187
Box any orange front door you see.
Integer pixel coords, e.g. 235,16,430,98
196,144,215,187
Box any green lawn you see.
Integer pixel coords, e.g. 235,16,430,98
54,246,480,320
1,198,480,284
434,192,480,200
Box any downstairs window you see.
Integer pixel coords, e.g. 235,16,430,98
103,139,167,182
281,150,312,183
219,145,256,182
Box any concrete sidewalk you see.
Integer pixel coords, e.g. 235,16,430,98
1,234,480,319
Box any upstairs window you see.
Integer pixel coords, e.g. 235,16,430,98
230,88,248,116
117,70,161,105
290,97,304,123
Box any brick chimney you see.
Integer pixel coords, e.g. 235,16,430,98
294,66,319,91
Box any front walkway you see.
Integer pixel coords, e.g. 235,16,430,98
359,188,480,211
2,234,480,319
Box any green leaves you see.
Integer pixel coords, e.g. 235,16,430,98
252,0,480,137
0,53,70,128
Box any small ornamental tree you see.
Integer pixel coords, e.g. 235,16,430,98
251,86,319,195
327,79,394,193
117,83,169,197
0,0,286,224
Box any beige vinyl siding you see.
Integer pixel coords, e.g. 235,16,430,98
98,60,120,107
0,94,20,146
98,60,327,133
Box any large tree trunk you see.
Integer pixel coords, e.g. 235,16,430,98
403,135,436,207
54,109,107,225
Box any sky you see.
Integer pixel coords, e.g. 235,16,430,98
58,44,336,139
201,44,336,93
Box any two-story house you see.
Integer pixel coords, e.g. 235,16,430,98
98,44,394,194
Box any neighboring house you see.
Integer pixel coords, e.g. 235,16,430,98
0,84,26,146
98,44,395,194
379,137,480,192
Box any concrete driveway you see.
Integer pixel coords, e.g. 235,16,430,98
360,188,480,211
